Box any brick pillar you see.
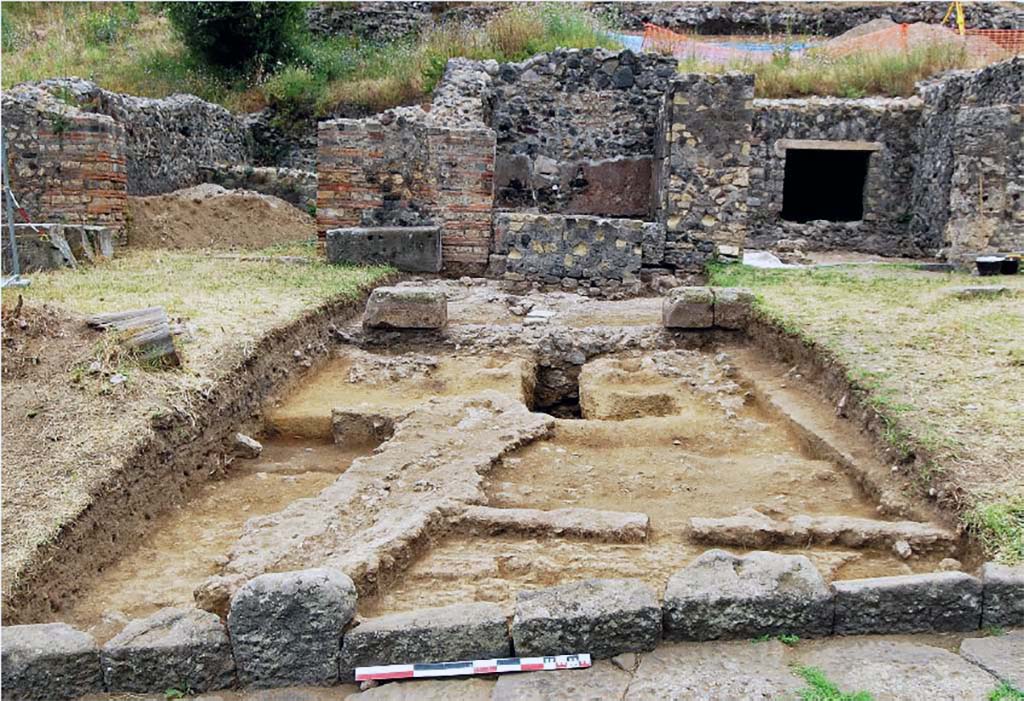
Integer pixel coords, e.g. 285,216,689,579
659,73,754,273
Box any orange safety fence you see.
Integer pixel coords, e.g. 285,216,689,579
642,22,1024,66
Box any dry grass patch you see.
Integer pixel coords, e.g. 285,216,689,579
710,263,1024,562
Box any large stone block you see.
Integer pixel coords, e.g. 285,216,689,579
363,286,447,330
326,226,442,273
101,607,235,693
712,287,755,330
339,603,509,681
959,631,1024,689
227,567,357,687
833,572,982,635
511,578,661,659
1,623,103,701
981,562,1024,628
662,287,714,329
663,550,833,641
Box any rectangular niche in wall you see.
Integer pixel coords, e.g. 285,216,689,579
781,148,871,223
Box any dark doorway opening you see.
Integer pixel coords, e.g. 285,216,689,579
782,149,870,222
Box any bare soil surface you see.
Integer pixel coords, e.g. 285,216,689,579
128,184,316,250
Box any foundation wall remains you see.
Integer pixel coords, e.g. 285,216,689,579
2,85,128,243
747,98,922,255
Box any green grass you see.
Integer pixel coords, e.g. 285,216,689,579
1,2,618,117
707,262,1024,564
676,42,979,98
794,667,873,701
991,684,1024,701
753,633,801,646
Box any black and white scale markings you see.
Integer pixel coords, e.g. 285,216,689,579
355,653,592,681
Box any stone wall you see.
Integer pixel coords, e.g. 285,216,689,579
491,212,665,294
912,57,1024,263
2,85,128,243
489,49,677,218
747,97,922,255
317,106,495,274
600,1,1024,35
656,73,755,272
199,165,317,213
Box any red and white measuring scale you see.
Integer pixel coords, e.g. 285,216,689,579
355,653,592,682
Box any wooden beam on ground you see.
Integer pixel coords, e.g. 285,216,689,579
86,306,180,367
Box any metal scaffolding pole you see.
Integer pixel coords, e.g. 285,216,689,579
2,133,31,288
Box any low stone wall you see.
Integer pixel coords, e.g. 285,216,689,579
198,164,317,212
1,85,128,242
4,556,1020,696
748,97,922,256
491,212,665,294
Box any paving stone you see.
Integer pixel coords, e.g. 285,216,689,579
794,638,1000,701
347,678,494,700
711,287,754,329
981,562,1024,628
363,287,447,330
102,606,235,692
339,603,510,681
326,226,442,273
228,568,357,687
662,287,714,329
960,631,1024,688
624,640,800,700
492,660,630,701
833,572,982,634
1,622,103,701
663,549,833,641
512,578,661,659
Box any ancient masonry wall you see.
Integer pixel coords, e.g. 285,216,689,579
317,107,495,274
912,57,1024,263
489,49,678,217
656,73,755,272
747,97,922,255
2,86,128,242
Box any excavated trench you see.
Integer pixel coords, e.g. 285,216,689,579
53,290,968,642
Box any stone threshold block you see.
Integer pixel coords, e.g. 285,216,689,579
339,602,510,681
1,622,103,701
326,226,442,273
363,286,448,330
512,578,661,660
663,287,714,329
227,568,357,688
833,571,982,635
980,562,1024,628
663,550,833,641
101,607,235,693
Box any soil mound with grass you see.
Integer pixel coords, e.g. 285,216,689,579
128,184,315,250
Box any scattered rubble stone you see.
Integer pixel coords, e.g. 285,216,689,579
0,623,103,701
512,578,661,659
101,607,235,693
663,550,834,641
233,433,263,459
227,568,357,687
832,572,983,634
339,603,509,681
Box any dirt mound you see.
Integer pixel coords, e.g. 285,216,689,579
128,184,315,250
824,20,1002,59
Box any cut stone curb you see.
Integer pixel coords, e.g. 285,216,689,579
663,549,833,641
458,505,649,543
662,287,714,329
981,562,1024,628
339,602,510,682
0,622,103,701
326,226,442,273
511,578,661,659
833,571,982,635
711,287,754,329
101,606,235,693
959,631,1024,688
363,286,447,330
492,660,630,700
228,568,357,688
